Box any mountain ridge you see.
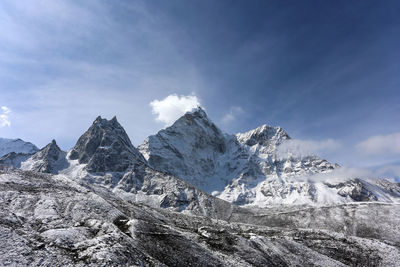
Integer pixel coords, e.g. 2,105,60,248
139,107,400,206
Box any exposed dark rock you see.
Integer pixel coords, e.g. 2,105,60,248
26,140,69,174
69,116,146,173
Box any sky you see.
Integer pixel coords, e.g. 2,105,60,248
0,0,399,178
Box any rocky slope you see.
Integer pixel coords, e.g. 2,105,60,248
1,166,399,266
139,108,400,206
0,137,38,157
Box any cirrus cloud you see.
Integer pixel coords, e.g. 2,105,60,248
222,106,244,124
277,138,342,158
150,94,201,126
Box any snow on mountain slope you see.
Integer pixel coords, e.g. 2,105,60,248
0,152,32,168
139,108,400,207
3,166,399,266
20,140,68,174
0,138,38,157
138,107,249,193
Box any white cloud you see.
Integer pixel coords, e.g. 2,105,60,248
222,106,244,124
298,166,374,183
0,106,11,127
277,139,341,158
356,133,400,156
375,165,400,181
150,94,201,125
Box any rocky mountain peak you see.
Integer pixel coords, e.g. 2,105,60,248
236,124,290,147
169,107,222,139
34,139,61,159
184,106,207,118
69,116,145,173
20,139,68,174
138,108,231,189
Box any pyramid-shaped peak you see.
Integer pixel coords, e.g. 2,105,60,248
165,106,224,140
42,139,61,152
25,139,68,174
32,139,63,160
69,116,145,173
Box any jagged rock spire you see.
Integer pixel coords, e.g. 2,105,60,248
69,116,145,173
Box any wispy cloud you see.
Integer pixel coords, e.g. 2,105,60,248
150,94,201,126
0,106,11,127
356,133,400,156
277,139,342,158
374,164,400,181
222,106,244,124
296,166,375,183
0,0,205,148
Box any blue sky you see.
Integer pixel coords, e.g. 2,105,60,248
0,0,399,178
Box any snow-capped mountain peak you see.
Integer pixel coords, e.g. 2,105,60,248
138,108,232,191
0,137,38,157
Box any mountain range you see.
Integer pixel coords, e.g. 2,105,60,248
2,107,400,208
1,107,400,266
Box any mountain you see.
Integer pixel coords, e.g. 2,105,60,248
0,137,38,157
139,107,400,206
68,116,146,173
20,140,68,174
138,107,248,193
